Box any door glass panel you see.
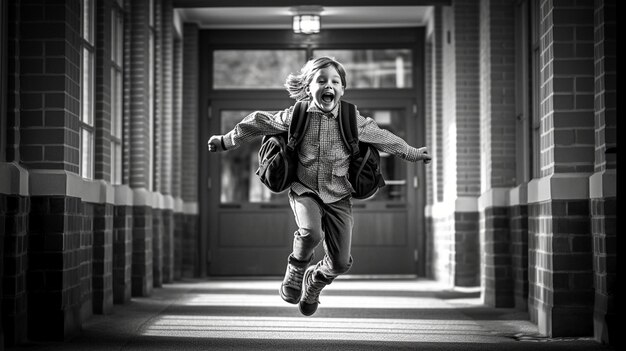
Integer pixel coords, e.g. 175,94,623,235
358,108,407,202
312,49,412,88
213,50,306,89
220,110,288,204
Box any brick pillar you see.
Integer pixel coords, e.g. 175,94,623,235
434,0,480,287
127,0,151,189
509,189,529,311
95,0,113,182
132,204,153,296
79,203,94,323
152,207,163,287
478,0,517,308
28,196,83,341
1,195,30,345
93,203,114,314
162,209,174,283
160,0,173,196
174,213,184,280
182,23,199,278
527,0,596,337
172,29,183,281
590,0,616,344
126,0,154,295
113,203,132,303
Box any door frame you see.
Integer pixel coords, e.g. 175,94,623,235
199,27,427,277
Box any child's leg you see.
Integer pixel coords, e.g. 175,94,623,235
280,192,324,304
299,196,353,316
313,196,354,282
288,192,324,261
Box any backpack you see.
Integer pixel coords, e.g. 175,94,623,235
256,100,385,200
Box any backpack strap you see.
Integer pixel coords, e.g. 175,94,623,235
287,100,310,151
338,100,359,157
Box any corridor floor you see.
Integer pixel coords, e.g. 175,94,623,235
8,278,613,351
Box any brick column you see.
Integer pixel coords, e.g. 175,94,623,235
172,30,183,280
93,203,114,314
79,203,94,322
181,23,199,277
160,0,173,196
590,0,616,344
433,0,480,287
113,201,132,303
95,0,112,182
152,207,163,287
28,196,83,340
528,0,596,337
126,0,154,295
1,195,30,345
478,0,517,308
162,208,174,282
132,204,153,296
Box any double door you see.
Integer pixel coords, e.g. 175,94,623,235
204,95,423,276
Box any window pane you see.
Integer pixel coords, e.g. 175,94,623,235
357,109,407,202
82,0,94,43
111,142,122,185
219,110,287,204
82,48,93,126
313,49,413,88
81,129,93,179
213,50,306,89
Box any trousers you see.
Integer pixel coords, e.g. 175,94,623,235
288,190,354,282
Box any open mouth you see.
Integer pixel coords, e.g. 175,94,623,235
321,92,334,103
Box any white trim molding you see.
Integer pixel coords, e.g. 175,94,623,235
508,183,528,207
589,169,616,199
0,162,29,196
528,173,592,203
478,188,510,211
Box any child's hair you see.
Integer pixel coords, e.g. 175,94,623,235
285,56,347,101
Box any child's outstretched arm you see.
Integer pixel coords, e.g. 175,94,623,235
207,107,292,152
357,112,432,164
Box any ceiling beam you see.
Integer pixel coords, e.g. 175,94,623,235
174,0,451,8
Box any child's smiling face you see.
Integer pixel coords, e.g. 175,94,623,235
306,66,345,113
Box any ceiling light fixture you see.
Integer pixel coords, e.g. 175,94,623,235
291,6,323,34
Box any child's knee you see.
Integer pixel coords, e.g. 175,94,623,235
294,228,323,244
328,256,353,275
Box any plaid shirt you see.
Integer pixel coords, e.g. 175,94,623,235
223,102,426,203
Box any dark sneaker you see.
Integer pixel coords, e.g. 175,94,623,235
299,266,326,316
280,258,307,304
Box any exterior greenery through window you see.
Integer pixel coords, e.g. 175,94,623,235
81,0,95,179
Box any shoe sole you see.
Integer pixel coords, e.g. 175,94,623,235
298,266,318,316
279,286,301,304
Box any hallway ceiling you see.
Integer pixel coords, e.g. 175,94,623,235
176,6,433,29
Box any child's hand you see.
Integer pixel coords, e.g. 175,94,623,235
418,147,432,164
207,135,226,152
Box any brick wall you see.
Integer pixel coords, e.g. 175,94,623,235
181,214,198,278
127,0,151,188
132,206,153,297
18,1,81,173
1,195,30,345
181,23,198,203
479,0,516,190
454,211,479,287
591,197,616,343
593,0,616,172
431,211,454,285
152,208,163,287
28,196,84,340
539,0,595,176
451,0,481,197
509,204,529,310
6,1,20,162
432,7,443,203
160,0,173,195
93,203,113,314
162,209,174,283
113,205,132,303
172,35,183,198
95,0,113,181
480,207,513,307
173,213,184,280
529,200,593,337
425,38,433,206
79,203,94,323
